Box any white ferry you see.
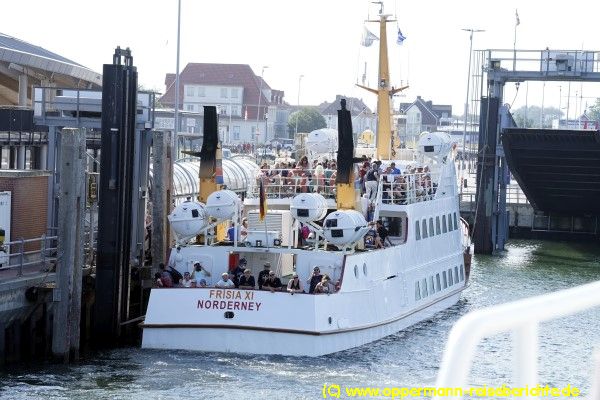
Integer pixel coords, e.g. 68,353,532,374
141,8,471,357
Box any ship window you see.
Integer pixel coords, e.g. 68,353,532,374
422,219,428,239
453,212,458,231
436,216,441,235
454,266,459,283
442,215,448,233
363,262,368,276
429,218,435,236
459,264,465,281
191,209,199,218
442,271,448,289
354,265,359,278
415,281,421,300
429,276,435,293
421,278,428,298
436,274,441,291
297,209,309,217
448,269,454,286
415,221,421,240
448,213,453,230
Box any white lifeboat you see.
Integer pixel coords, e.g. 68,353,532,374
168,200,208,240
418,131,453,160
290,193,328,223
322,210,369,246
205,189,240,220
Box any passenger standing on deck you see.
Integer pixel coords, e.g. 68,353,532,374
287,272,304,294
262,270,283,292
191,262,211,287
365,162,379,201
158,263,174,288
307,266,323,294
215,272,235,288
226,221,236,242
257,262,272,290
239,218,249,242
238,269,256,290
231,258,247,288
314,274,336,294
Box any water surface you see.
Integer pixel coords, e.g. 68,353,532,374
1,239,599,399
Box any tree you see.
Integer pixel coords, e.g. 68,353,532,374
288,107,327,135
511,105,562,128
588,98,600,122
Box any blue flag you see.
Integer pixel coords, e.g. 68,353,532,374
397,29,406,45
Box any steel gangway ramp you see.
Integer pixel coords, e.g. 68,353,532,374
502,128,600,215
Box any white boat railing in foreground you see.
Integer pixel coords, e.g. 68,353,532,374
434,280,600,400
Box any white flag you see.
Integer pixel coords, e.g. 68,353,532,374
361,26,379,47
515,9,520,26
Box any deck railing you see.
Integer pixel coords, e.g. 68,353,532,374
0,235,58,277
434,280,600,399
377,172,438,205
250,168,338,199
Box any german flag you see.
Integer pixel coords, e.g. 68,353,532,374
259,178,267,221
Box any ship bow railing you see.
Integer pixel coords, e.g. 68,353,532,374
433,280,600,400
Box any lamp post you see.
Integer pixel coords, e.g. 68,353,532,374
174,0,182,159
294,74,304,138
255,66,268,150
461,28,484,174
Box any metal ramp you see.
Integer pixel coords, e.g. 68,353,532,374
502,128,600,216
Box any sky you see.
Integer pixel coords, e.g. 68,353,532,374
3,0,600,118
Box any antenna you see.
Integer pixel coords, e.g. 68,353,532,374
371,1,383,14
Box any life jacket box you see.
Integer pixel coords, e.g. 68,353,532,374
246,230,280,247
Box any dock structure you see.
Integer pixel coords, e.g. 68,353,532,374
467,49,600,253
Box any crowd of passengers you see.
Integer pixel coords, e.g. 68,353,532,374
257,156,436,204
154,259,338,294
259,156,338,196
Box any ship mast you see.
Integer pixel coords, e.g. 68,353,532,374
357,3,408,160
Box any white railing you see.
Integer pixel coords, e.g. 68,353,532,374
250,168,338,199
378,172,438,205
0,235,58,277
434,280,600,400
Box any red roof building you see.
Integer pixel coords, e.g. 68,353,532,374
160,63,287,144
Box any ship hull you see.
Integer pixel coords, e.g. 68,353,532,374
142,289,462,356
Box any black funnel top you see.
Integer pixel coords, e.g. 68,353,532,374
336,99,354,184
199,106,218,179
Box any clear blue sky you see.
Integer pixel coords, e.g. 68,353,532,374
3,0,600,117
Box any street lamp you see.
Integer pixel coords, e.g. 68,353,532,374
173,0,182,159
461,28,484,171
255,66,268,149
295,74,304,137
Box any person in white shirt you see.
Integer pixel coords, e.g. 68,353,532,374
215,272,235,288
180,272,194,287
191,262,211,287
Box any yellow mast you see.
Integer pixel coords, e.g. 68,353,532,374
357,11,408,161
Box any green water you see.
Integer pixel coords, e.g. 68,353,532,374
1,239,599,399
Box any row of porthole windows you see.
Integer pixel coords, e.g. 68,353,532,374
415,212,459,241
353,262,368,279
415,264,465,301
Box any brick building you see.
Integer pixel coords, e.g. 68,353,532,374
0,170,50,252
